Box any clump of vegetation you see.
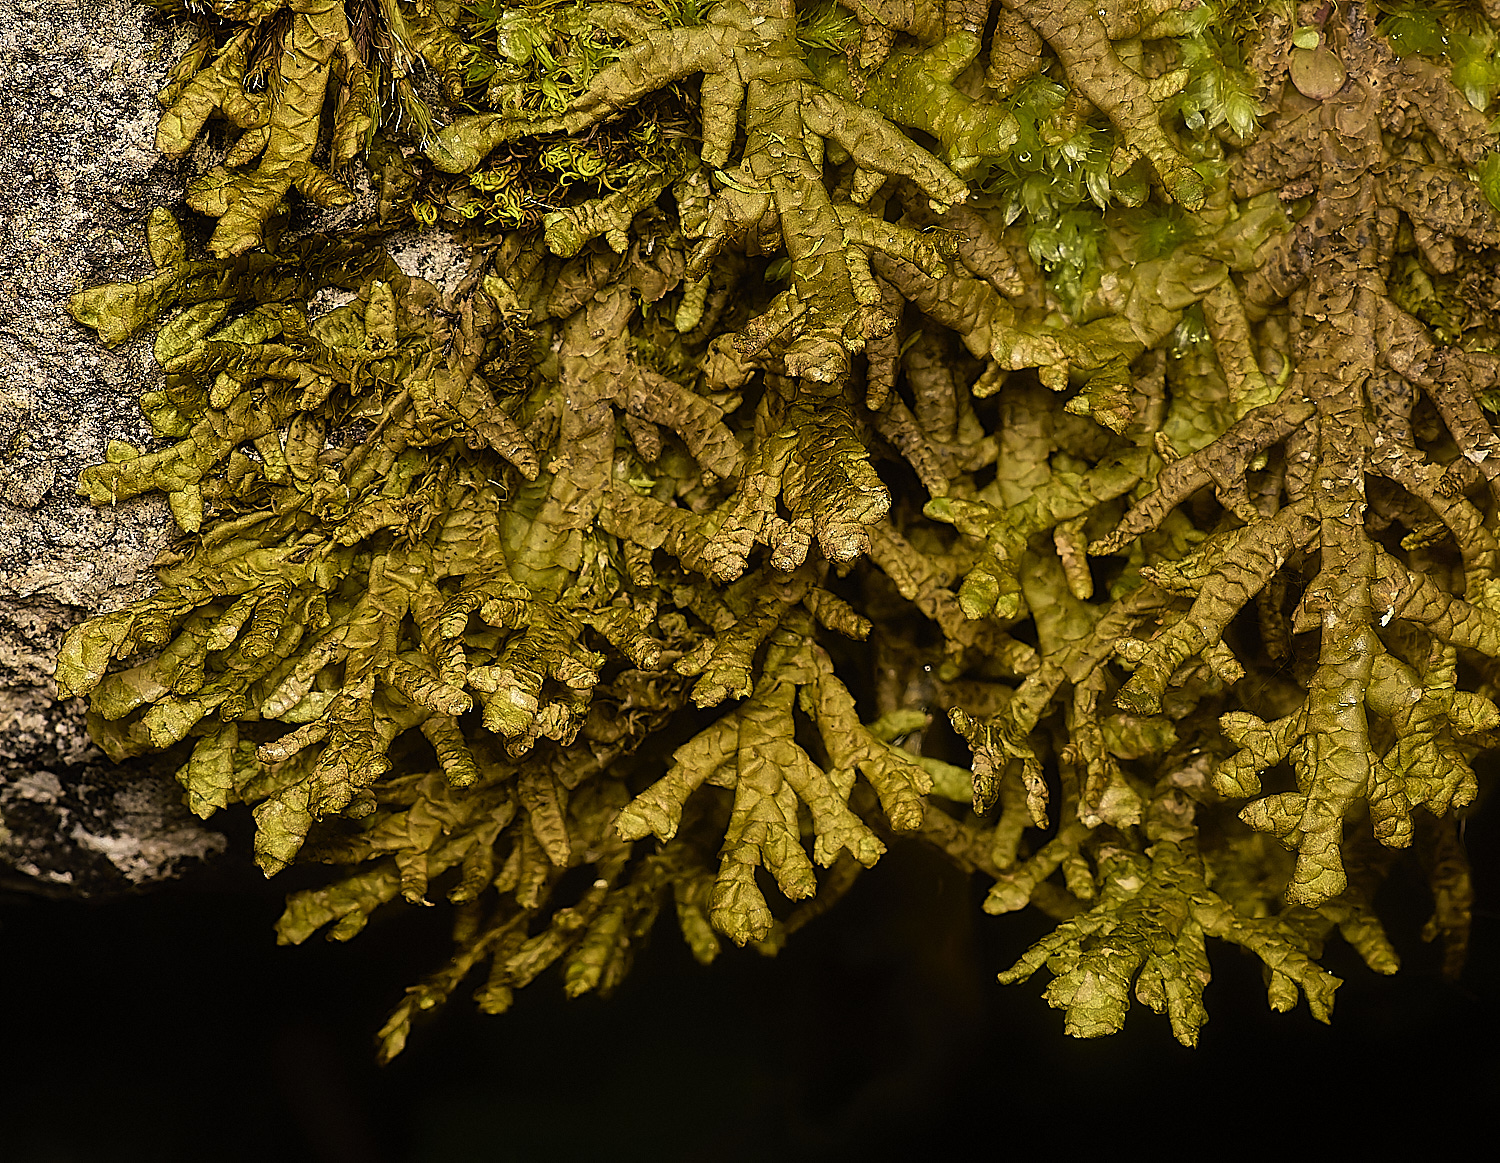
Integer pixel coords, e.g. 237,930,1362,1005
62,0,1497,1056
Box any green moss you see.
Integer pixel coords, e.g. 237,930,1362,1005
60,0,1497,1057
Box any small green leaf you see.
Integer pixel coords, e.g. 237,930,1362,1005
713,169,772,196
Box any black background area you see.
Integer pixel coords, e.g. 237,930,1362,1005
2,791,1496,1163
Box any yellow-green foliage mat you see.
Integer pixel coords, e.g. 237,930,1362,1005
59,0,1500,1056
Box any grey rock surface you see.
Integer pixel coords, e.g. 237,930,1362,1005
0,0,226,895
0,2,471,897
0,688,227,896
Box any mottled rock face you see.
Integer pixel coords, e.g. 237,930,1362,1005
0,689,227,895
0,2,485,896
0,0,226,894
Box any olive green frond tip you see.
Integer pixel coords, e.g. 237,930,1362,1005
55,0,1500,1058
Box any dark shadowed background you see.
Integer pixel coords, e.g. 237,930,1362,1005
2,783,1495,1163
